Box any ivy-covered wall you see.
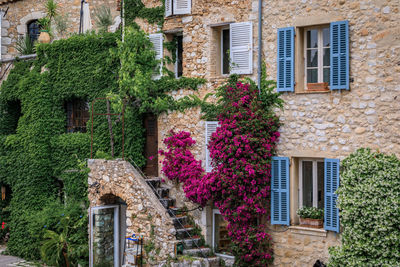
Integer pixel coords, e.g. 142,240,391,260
0,32,145,260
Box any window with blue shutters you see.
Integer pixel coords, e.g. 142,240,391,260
278,20,349,92
277,27,295,92
324,158,340,232
271,157,290,225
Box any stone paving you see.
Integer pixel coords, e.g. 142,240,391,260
0,247,38,267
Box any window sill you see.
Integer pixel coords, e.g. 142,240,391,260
289,225,327,237
295,90,330,94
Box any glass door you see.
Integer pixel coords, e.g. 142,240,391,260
90,205,119,267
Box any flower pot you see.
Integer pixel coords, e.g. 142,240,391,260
38,31,51,44
299,217,323,228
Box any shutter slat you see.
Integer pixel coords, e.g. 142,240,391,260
149,33,163,79
173,0,191,15
277,27,294,92
205,121,218,173
271,157,290,225
324,158,340,232
330,21,349,90
230,22,253,75
165,0,172,17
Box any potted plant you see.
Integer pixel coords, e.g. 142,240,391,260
37,0,58,43
297,206,324,228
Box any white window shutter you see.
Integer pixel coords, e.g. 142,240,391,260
173,0,191,15
149,33,163,79
165,0,172,17
0,12,2,60
205,121,218,173
230,22,253,75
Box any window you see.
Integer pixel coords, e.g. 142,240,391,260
175,34,183,78
304,27,330,90
271,157,340,233
211,22,253,77
299,159,324,209
221,28,230,75
212,209,233,257
277,20,349,92
27,20,40,43
65,98,90,133
165,0,191,17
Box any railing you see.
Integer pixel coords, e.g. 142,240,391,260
128,158,211,263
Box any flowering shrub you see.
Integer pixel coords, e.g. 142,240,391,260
160,76,281,266
329,148,400,266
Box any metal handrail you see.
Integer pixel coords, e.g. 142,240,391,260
128,158,211,263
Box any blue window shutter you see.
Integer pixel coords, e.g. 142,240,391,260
324,158,340,232
277,27,295,92
271,157,290,225
330,21,349,90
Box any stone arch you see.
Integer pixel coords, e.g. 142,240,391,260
17,12,46,35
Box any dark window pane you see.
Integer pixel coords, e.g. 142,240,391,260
27,20,40,42
317,162,324,209
302,161,313,207
307,29,318,49
323,27,330,47
307,49,318,67
222,29,230,75
307,69,318,83
323,48,330,66
176,35,183,77
323,68,330,84
65,98,89,133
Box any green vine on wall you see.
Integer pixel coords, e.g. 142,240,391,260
124,0,165,28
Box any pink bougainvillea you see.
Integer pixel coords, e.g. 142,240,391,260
160,79,281,266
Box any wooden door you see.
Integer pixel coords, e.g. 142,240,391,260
143,114,158,177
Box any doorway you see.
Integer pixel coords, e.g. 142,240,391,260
90,205,120,267
143,113,158,177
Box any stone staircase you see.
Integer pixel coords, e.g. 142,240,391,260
145,177,213,258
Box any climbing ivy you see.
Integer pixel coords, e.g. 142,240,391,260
124,0,165,28
0,32,146,261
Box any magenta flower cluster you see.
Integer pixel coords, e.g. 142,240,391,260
160,81,280,266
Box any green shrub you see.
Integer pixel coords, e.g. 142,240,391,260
296,207,323,220
329,148,400,266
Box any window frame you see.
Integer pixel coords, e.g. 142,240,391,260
299,158,324,209
303,25,330,90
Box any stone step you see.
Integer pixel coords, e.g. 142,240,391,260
180,237,202,249
175,227,194,240
182,247,213,257
172,216,188,229
145,178,161,190
156,187,169,198
159,198,174,209
168,206,185,217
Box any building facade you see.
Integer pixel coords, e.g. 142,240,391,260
135,0,400,266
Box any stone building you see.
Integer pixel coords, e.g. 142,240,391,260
126,0,400,266
1,0,399,266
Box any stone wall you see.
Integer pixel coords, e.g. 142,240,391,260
270,225,340,266
0,0,120,59
88,159,176,266
263,0,400,159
